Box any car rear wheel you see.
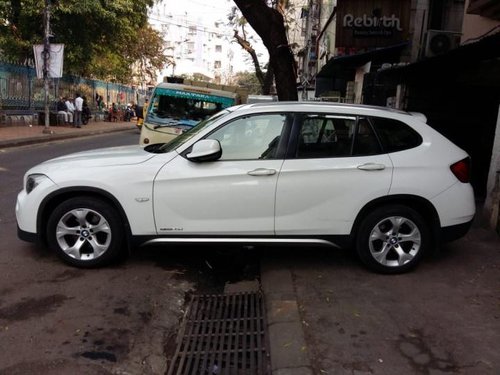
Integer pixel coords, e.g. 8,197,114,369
47,197,124,268
356,205,429,274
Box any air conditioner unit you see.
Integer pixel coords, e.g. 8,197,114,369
425,30,461,57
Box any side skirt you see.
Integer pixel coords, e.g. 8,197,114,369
131,235,352,249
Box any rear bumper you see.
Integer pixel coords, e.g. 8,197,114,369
439,218,474,243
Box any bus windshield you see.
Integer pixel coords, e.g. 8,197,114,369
149,109,232,153
145,84,237,128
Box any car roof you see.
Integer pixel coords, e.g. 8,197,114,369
230,101,426,122
237,101,404,112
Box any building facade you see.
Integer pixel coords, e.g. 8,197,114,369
148,2,237,84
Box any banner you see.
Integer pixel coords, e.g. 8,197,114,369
33,44,64,79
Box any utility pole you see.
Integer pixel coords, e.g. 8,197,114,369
42,0,52,134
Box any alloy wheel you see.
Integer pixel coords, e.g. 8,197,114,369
55,208,112,261
368,216,421,267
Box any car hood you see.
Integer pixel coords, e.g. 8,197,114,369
40,145,158,168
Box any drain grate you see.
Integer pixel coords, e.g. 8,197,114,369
167,292,270,375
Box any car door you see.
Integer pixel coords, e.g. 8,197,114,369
275,114,393,235
153,113,290,235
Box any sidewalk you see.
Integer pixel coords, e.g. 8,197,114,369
0,120,136,148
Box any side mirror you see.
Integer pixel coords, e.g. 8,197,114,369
186,139,222,162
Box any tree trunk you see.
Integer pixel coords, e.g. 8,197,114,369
233,30,265,88
233,0,298,101
263,65,274,95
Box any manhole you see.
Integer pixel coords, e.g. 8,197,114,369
167,292,270,374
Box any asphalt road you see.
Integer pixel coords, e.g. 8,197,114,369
1,131,499,375
0,131,260,374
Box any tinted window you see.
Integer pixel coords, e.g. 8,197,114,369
371,117,423,153
297,115,355,158
208,113,286,160
352,118,382,156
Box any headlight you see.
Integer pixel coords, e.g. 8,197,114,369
26,174,48,194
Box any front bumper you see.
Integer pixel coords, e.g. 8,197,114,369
17,225,39,243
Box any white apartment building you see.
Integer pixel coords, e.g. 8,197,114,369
148,1,238,84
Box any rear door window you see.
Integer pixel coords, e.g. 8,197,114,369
296,115,356,158
352,117,382,156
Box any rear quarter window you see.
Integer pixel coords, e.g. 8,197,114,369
371,117,423,153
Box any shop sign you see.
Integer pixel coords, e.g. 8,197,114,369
343,13,403,37
335,0,410,49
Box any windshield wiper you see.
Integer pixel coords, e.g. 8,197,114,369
153,120,179,129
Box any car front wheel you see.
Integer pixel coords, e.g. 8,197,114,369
356,205,430,274
46,197,125,268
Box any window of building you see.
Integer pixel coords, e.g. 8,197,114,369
215,45,222,53
214,61,222,69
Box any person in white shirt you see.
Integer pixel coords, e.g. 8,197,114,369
65,97,75,124
74,93,84,128
56,96,71,124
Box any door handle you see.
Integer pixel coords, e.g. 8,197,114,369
247,168,277,176
357,163,386,171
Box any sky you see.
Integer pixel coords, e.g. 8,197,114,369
150,0,269,74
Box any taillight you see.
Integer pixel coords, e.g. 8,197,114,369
450,157,471,183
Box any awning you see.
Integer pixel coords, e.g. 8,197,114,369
377,31,500,83
316,42,409,78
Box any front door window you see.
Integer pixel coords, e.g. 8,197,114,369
208,113,287,160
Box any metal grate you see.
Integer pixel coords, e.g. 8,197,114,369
167,292,270,375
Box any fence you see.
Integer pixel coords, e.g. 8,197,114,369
0,59,146,125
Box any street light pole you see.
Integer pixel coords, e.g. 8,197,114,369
42,0,52,134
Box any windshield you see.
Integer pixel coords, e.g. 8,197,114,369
148,109,232,153
146,91,231,127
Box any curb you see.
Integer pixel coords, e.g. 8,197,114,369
260,258,313,375
0,126,135,149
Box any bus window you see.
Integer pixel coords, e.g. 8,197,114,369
140,82,238,145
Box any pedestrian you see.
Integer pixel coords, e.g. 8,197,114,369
64,97,74,124
124,104,134,121
56,96,71,124
82,96,92,124
74,93,83,128
143,98,149,119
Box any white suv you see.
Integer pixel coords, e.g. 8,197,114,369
16,102,475,273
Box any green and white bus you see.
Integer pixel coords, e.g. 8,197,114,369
139,82,240,145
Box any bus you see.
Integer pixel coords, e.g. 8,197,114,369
139,82,240,145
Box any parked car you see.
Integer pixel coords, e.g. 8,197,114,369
16,102,475,273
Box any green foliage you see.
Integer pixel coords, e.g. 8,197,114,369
231,71,263,95
0,0,165,84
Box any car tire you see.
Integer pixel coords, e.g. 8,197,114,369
46,197,125,268
356,205,429,274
